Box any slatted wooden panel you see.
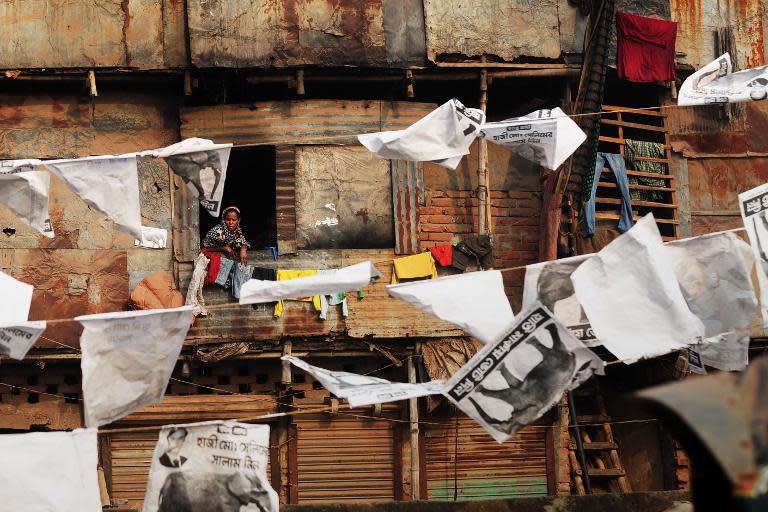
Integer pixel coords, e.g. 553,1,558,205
596,105,680,241
111,431,159,510
276,145,297,254
294,416,396,504
424,415,548,500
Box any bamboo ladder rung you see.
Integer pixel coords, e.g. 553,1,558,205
597,182,676,193
594,197,678,209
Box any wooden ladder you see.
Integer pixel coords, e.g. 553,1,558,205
568,380,632,495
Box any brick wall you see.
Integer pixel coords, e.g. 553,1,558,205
417,188,542,310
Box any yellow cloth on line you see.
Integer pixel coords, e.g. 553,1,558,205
391,252,438,284
274,269,323,318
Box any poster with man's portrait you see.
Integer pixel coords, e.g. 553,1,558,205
522,254,599,347
142,421,278,512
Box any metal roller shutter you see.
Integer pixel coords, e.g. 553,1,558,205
295,416,396,504
425,415,549,500
110,431,160,510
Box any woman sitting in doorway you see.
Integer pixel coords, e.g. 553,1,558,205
202,206,250,265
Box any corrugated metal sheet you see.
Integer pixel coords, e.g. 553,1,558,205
670,0,765,69
187,0,424,68
179,100,436,146
295,146,394,249
110,431,158,511
342,249,465,339
294,414,397,504
423,0,567,62
424,415,548,500
392,160,424,255
0,0,185,69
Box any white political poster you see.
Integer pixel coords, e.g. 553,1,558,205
78,306,194,427
739,183,768,327
0,159,53,237
0,428,102,512
571,215,706,363
386,270,515,344
679,53,768,106
0,321,46,360
443,303,603,443
283,355,444,407
147,138,233,217
142,421,278,512
358,99,485,170
0,270,33,323
240,261,381,305
522,254,596,346
478,107,586,170
45,154,143,238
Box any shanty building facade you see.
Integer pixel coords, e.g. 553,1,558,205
0,0,765,508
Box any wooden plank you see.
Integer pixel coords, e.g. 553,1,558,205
632,155,671,164
598,135,670,149
603,167,675,180
594,212,679,225
598,182,675,193
581,442,618,451
603,105,664,117
595,197,678,209
601,118,666,133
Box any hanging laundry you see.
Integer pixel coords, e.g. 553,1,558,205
241,262,380,307
523,254,597,346
79,305,194,427
316,269,353,319
142,421,278,512
478,107,587,171
44,154,143,239
739,182,768,327
272,269,323,318
185,252,210,317
572,214,705,364
666,231,757,372
583,153,634,236
134,226,168,249
0,159,53,237
679,52,768,106
387,270,515,344
391,252,438,284
623,139,667,202
0,428,102,512
428,244,453,267
130,272,184,311
143,138,233,217
358,99,485,170
283,355,444,407
251,267,277,281
0,321,46,360
452,235,494,271
444,303,603,443
616,11,677,83
200,248,222,286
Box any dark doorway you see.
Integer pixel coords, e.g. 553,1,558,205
199,146,277,249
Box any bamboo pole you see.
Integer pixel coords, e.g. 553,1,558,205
407,347,421,500
477,59,492,236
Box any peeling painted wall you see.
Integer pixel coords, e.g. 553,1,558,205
295,146,394,249
423,0,584,61
670,0,766,69
187,0,419,67
0,0,186,69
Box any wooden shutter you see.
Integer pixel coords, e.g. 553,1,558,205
424,415,549,500
392,160,424,254
293,415,397,504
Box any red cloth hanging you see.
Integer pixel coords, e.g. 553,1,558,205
617,11,677,83
200,248,221,285
428,244,453,267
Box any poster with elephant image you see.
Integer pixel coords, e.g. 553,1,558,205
142,420,278,512
443,304,603,443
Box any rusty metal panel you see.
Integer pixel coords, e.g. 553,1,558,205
187,0,389,68
392,160,423,255
0,249,129,349
162,0,189,68
0,0,179,69
670,0,765,69
295,146,394,249
423,0,562,62
382,0,426,65
424,415,548,500
342,249,465,339
180,100,436,146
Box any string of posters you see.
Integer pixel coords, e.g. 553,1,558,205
1,53,767,511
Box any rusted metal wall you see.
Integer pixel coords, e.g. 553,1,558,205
295,146,394,249
0,90,179,349
423,0,587,62
0,0,187,69
670,0,766,69
180,100,436,146
187,0,424,68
